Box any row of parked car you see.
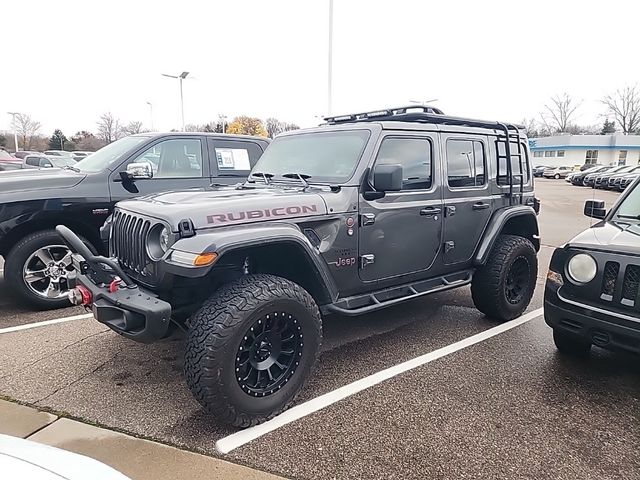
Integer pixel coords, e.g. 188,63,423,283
0,149,94,171
567,164,640,191
533,163,640,191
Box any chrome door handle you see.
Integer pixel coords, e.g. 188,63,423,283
472,202,490,210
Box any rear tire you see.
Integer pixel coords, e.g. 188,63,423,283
4,229,96,310
184,274,322,427
471,235,538,322
553,329,591,356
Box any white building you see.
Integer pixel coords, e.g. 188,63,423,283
529,134,640,168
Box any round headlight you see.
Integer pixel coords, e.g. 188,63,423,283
147,224,170,261
567,254,597,284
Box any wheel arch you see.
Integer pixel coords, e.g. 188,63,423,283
0,217,103,257
474,206,540,266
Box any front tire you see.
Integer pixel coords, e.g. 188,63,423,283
553,329,591,356
554,174,560,179
184,274,322,427
4,229,96,310
471,235,538,322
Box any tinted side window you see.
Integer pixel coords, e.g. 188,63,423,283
132,139,203,178
375,137,432,190
447,139,485,188
25,156,41,166
208,139,263,176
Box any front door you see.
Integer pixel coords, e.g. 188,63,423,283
441,134,493,265
109,136,211,203
359,133,443,282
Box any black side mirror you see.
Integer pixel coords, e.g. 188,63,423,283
584,199,606,219
373,164,403,192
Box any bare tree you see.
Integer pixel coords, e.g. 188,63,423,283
602,85,640,134
540,93,582,133
123,120,145,135
13,113,41,150
97,112,123,144
265,118,300,138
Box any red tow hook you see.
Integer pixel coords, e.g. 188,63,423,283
108,277,122,293
68,285,93,306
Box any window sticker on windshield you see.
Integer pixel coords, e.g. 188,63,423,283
215,148,251,170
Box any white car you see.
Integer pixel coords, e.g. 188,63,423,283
0,433,130,480
543,166,573,179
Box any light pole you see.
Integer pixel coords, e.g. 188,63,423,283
7,112,19,152
146,101,154,131
219,114,227,133
327,0,334,116
161,71,190,131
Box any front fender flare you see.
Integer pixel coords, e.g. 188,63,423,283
165,223,339,301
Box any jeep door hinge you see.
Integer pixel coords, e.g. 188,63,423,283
360,254,375,268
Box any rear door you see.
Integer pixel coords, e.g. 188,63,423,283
441,133,492,265
207,138,265,184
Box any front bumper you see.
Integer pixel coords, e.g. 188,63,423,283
545,286,640,354
76,270,172,343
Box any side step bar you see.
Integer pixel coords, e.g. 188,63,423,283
324,270,473,316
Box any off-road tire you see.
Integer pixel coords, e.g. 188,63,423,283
4,229,95,310
471,234,537,322
553,329,591,356
184,274,322,427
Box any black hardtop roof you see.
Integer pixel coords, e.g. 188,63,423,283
324,105,525,134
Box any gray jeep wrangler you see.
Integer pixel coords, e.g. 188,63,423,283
58,106,541,427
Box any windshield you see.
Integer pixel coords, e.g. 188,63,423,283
75,136,150,173
49,157,77,168
615,180,640,218
250,130,370,184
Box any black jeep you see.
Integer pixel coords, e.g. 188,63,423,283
545,177,640,356
58,106,541,426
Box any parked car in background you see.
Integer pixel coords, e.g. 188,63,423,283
13,150,40,160
543,166,573,179
584,165,628,187
594,165,635,189
619,172,640,191
570,165,611,186
0,150,22,171
72,150,94,161
0,132,270,309
25,154,78,169
606,165,640,190
533,165,548,177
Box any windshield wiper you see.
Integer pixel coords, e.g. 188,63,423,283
282,172,311,189
617,214,640,220
250,172,274,184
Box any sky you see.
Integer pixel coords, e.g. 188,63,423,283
2,0,639,136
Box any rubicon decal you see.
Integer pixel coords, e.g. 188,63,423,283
207,204,319,224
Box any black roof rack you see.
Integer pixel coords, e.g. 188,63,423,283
324,105,524,133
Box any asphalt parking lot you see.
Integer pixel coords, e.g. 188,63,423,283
1,179,638,479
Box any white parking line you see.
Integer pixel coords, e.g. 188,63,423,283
216,307,544,454
0,313,93,334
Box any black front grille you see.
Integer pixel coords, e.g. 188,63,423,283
622,265,640,302
601,262,619,298
110,210,153,276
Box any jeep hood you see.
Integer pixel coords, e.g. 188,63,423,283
568,220,640,257
118,186,329,230
0,168,86,195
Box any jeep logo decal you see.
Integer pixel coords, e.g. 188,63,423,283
207,204,318,224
